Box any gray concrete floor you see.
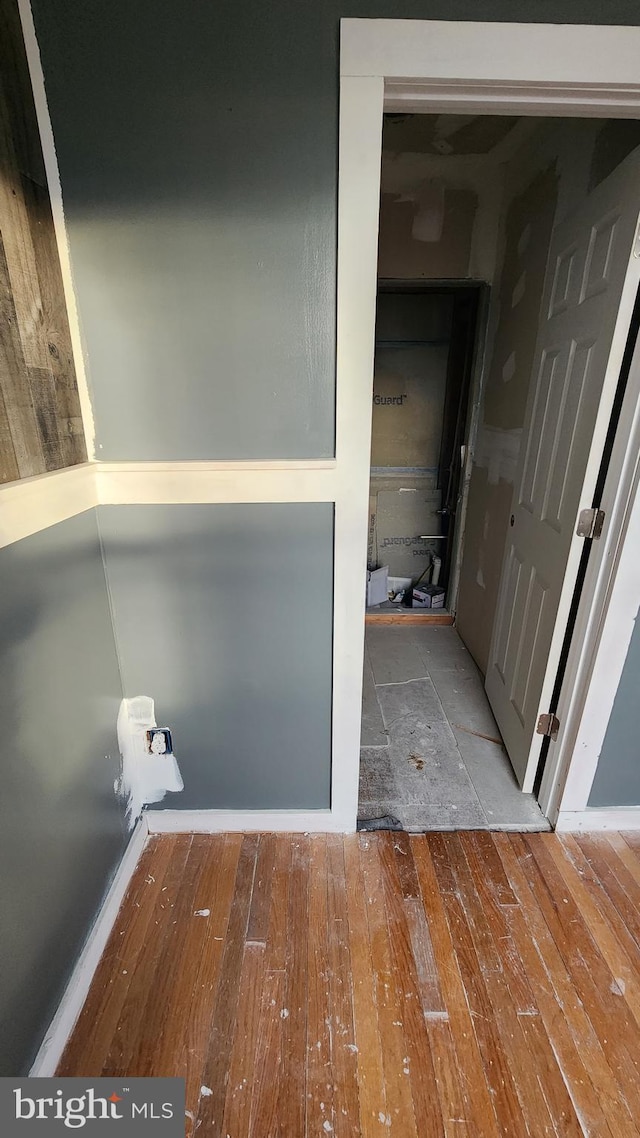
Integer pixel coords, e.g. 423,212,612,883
359,625,549,831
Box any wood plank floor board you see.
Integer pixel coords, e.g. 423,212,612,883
411,838,501,1138
359,835,419,1138
306,836,337,1137
59,832,640,1138
183,834,244,1134
101,834,194,1078
273,836,310,1138
196,833,260,1136
459,833,536,1016
569,834,640,961
429,834,544,1137
516,836,640,1135
378,834,444,1138
248,968,286,1138
326,834,361,1138
494,835,618,1138
247,833,277,945
145,835,227,1081
57,834,174,1077
606,832,640,891
473,909,582,1138
343,836,389,1138
445,835,561,1138
125,835,211,1078
221,942,266,1138
541,836,640,1036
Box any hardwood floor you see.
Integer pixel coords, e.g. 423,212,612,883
59,831,640,1137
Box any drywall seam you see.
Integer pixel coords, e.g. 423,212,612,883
29,816,148,1076
17,0,96,459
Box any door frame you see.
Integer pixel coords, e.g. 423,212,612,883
373,278,486,618
334,18,640,829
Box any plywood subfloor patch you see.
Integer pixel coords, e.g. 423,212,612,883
58,831,640,1138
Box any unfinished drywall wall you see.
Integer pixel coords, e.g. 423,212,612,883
0,0,86,482
378,185,479,280
0,511,125,1074
377,115,527,282
588,610,640,806
98,503,334,809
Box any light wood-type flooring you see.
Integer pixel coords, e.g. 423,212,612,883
59,830,640,1137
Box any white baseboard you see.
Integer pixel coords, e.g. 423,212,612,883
555,807,640,832
145,808,353,833
29,817,149,1077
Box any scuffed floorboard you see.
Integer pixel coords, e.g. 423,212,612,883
59,831,640,1137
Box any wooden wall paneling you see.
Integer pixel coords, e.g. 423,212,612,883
0,0,86,483
0,228,44,476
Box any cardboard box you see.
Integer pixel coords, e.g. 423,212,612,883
412,583,446,609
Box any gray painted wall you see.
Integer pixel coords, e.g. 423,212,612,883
30,0,640,461
98,504,334,809
589,610,640,807
0,512,125,1075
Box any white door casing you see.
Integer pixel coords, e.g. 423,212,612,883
485,149,640,791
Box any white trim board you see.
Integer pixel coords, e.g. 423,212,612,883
384,82,640,118
341,20,640,92
145,809,349,834
95,460,338,506
0,460,339,550
29,817,148,1077
556,809,640,832
334,18,640,832
0,463,96,549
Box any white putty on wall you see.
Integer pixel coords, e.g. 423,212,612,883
474,425,522,486
116,696,184,828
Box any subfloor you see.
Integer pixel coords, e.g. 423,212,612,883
360,625,548,831
60,831,640,1137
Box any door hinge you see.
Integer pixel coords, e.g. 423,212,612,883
576,507,605,540
537,712,560,740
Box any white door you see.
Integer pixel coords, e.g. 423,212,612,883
485,149,640,792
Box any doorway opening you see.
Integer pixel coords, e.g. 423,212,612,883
358,110,640,831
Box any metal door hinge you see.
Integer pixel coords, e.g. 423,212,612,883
576,507,605,540
537,712,560,740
